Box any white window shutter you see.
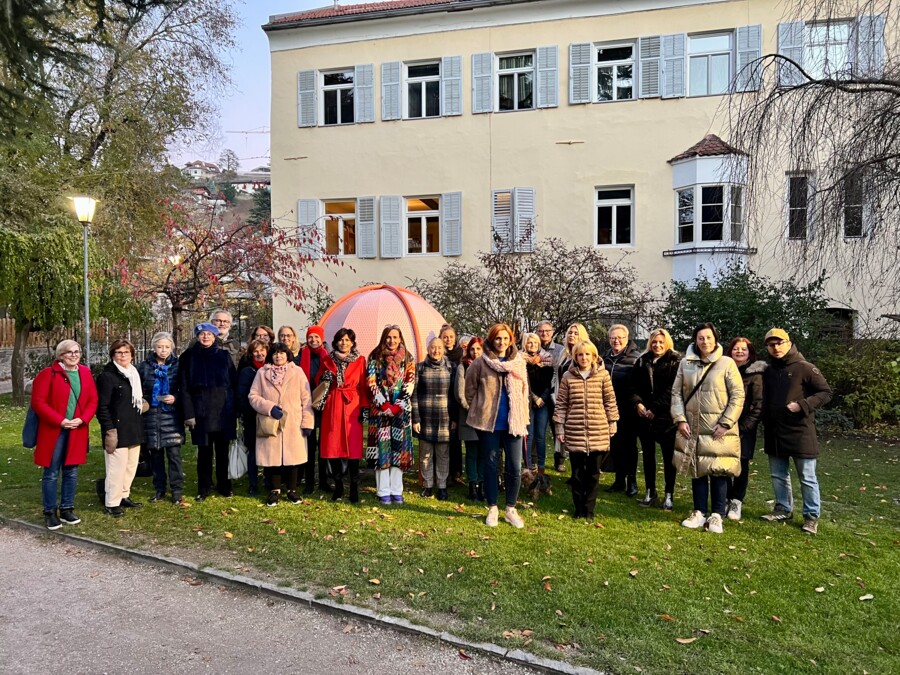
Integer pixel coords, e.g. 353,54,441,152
356,196,377,258
777,22,805,86
297,70,317,127
569,43,592,104
854,15,886,77
536,46,559,108
639,36,661,98
491,190,512,253
381,62,401,120
513,187,536,253
441,192,462,256
661,34,686,98
297,199,323,259
734,25,763,92
354,64,375,123
472,52,494,113
379,195,403,258
441,55,462,116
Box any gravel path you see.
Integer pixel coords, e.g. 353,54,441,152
0,527,535,675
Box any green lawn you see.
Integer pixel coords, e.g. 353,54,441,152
1,395,897,674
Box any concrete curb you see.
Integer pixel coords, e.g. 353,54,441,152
1,516,604,675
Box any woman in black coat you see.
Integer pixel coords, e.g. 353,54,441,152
237,338,270,496
630,329,681,511
725,337,766,521
137,332,185,504
179,322,238,500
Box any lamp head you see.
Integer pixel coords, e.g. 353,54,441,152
72,196,97,224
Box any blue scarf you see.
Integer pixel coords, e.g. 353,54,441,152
152,364,172,411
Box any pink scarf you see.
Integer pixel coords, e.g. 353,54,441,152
480,350,529,437
265,363,289,386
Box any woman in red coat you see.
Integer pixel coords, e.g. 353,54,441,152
315,328,369,503
31,340,98,530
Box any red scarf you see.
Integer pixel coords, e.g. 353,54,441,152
382,344,407,388
299,345,328,385
252,357,265,370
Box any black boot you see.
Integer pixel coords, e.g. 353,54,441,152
637,489,658,506
349,480,359,503
332,478,344,501
626,475,638,497
476,482,485,502
468,482,478,501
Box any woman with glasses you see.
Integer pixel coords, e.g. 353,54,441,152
237,325,275,372
367,325,416,504
276,325,300,360
31,340,98,530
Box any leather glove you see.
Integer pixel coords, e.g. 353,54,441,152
103,429,118,454
184,418,196,429
302,428,312,437
270,405,284,420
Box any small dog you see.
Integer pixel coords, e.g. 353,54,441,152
521,468,553,501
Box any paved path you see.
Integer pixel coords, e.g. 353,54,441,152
0,527,534,675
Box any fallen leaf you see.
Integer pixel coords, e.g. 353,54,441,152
465,550,481,558
815,587,825,593
542,575,553,582
373,593,381,600
594,522,605,528
543,581,553,592
342,624,354,634
723,585,733,596
224,532,234,539
246,547,254,552
675,637,698,644
629,569,639,578
555,609,564,616
658,614,676,622
771,615,782,623
277,528,286,535
859,594,874,601
369,578,381,585
458,649,472,660
733,615,744,622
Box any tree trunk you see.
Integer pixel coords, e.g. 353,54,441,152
171,306,183,351
11,318,33,406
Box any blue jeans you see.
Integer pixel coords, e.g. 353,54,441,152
769,455,821,519
526,404,550,469
692,475,729,516
42,430,77,512
477,430,523,508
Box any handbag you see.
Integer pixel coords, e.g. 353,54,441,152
228,435,248,480
312,379,329,410
256,413,283,437
22,405,39,449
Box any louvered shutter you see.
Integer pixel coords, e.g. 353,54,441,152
297,199,322,260
441,55,462,116
381,62,401,120
354,64,374,123
472,52,494,113
356,197,377,258
513,188,536,253
569,43,592,104
734,25,763,91
491,190,512,253
441,192,462,256
777,22,805,87
639,36,661,98
854,15,885,77
379,195,403,258
297,70,317,127
536,46,559,108
662,34,686,98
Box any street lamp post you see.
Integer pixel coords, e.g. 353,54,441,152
72,196,97,367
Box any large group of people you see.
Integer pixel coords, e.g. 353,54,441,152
30,309,833,536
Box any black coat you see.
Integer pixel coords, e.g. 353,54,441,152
762,346,832,459
178,342,238,445
137,353,183,449
237,362,263,433
95,362,144,447
603,340,642,424
737,360,766,459
526,359,554,407
630,349,681,434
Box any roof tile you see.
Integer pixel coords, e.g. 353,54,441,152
668,134,747,163
270,0,463,24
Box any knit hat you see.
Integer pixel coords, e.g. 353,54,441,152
195,322,220,337
306,326,325,340
764,328,790,343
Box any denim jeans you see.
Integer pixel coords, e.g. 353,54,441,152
526,404,550,469
477,430,522,508
769,455,821,519
42,429,77,512
464,440,484,482
692,475,729,516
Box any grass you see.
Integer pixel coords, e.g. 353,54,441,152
1,393,898,674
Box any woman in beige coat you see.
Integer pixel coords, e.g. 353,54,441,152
671,323,744,534
554,340,619,519
249,342,314,506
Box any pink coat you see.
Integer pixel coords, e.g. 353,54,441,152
248,362,314,467
31,361,98,468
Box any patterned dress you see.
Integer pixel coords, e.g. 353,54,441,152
367,352,416,471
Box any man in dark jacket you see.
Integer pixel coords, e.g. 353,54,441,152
760,328,833,535
537,321,566,470
602,324,641,495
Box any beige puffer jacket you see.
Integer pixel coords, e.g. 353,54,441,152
553,361,619,453
670,344,745,478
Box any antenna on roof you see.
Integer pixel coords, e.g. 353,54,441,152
334,1,339,9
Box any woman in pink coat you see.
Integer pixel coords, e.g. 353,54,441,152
249,342,314,507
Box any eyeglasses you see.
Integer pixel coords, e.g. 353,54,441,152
766,340,786,347
113,350,131,356
212,319,230,324
609,337,626,342
384,324,401,330
62,350,82,356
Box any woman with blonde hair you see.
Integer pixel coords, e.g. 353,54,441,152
276,325,300,360
554,340,618,519
551,323,591,472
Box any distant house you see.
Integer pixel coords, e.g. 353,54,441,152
182,160,222,182
223,166,272,195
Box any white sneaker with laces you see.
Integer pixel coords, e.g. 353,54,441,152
726,499,742,521
504,506,525,529
681,510,706,529
706,513,724,534
485,505,499,527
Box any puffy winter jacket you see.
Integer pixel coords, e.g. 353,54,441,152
137,353,183,449
737,359,766,459
553,361,619,453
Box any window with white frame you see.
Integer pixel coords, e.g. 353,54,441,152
689,33,732,96
596,44,634,102
700,185,725,241
676,185,744,244
324,200,356,255
730,186,744,241
677,188,695,244
806,21,852,80
406,197,441,254
497,52,534,111
322,69,354,125
595,187,633,245
843,170,865,238
787,174,811,240
405,62,440,119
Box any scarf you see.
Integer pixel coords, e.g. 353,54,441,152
445,343,463,364
524,348,554,367
189,342,229,388
382,344,408,388
325,348,359,387
299,345,328,385
479,350,529,437
151,363,171,410
265,363,289,386
114,361,143,411
252,357,266,370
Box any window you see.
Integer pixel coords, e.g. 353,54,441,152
700,186,724,240
406,62,440,119
730,186,744,241
689,33,732,96
675,185,745,244
595,187,633,245
806,21,851,80
843,170,865,238
322,69,354,125
324,200,356,255
596,44,634,101
787,175,810,240
406,197,440,254
498,53,534,111
677,188,694,244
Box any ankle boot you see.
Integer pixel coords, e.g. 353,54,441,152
468,482,478,500
537,466,546,475
637,489,657,507
663,493,674,511
476,482,485,502
625,475,638,497
332,478,344,501
349,480,359,503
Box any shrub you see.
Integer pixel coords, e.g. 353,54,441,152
816,340,900,428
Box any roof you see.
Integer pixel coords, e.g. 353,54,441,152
668,134,747,163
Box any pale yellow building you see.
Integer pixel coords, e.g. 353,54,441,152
264,0,893,336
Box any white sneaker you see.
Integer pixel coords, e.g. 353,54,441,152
504,506,524,529
681,510,706,529
726,499,742,521
486,505,499,527
706,513,724,534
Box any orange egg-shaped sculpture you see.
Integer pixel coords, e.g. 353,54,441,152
318,285,448,362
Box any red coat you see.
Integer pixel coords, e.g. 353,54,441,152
31,361,98,468
320,356,370,460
